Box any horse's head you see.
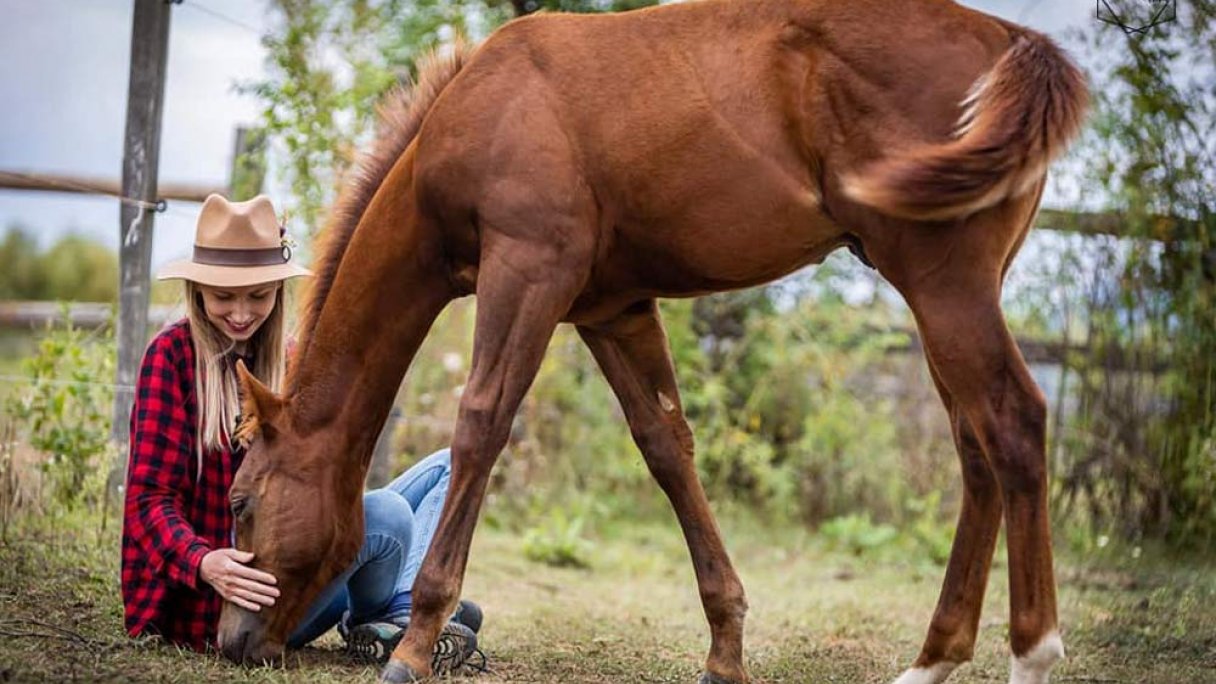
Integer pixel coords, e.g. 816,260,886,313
216,361,364,665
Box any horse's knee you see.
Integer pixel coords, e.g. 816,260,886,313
959,455,1000,501
634,417,695,481
450,402,509,467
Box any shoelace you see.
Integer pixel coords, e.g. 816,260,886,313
464,647,492,674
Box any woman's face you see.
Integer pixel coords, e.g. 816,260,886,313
197,282,280,343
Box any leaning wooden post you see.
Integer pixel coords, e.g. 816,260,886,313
111,0,173,449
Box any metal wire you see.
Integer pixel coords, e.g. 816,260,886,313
180,1,263,36
0,375,134,393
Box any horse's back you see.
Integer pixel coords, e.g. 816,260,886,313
411,0,1034,307
418,0,1016,199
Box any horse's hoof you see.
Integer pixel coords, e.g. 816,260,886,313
380,660,424,683
698,673,745,684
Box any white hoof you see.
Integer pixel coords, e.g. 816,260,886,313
891,662,958,684
1009,630,1065,684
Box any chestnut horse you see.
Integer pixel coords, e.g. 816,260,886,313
217,1,1088,682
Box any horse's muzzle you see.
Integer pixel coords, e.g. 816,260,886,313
217,607,282,666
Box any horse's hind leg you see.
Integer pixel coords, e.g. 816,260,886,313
578,301,749,684
869,206,1063,684
893,363,1003,684
909,292,1061,684
381,230,592,682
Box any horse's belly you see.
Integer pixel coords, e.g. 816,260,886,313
579,197,845,316
675,218,841,287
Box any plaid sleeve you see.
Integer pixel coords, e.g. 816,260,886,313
123,332,212,590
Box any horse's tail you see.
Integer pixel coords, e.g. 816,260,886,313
842,30,1089,222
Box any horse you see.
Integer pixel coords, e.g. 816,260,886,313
216,0,1088,682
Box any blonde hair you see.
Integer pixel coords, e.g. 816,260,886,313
185,281,286,475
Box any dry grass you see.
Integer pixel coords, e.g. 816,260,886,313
0,510,1213,683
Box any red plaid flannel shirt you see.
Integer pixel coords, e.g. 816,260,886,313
121,319,244,651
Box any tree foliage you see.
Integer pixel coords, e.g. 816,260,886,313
249,0,655,233
0,227,118,303
1048,1,1216,546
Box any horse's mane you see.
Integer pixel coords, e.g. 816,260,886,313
287,40,472,390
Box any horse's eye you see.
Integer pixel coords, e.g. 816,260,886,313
231,496,249,519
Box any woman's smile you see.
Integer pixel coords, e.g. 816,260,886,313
224,318,256,336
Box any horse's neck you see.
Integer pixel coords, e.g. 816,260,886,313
286,163,452,467
288,331,406,465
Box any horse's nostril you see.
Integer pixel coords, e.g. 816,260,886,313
220,628,250,664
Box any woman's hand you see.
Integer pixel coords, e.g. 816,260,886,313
199,548,280,612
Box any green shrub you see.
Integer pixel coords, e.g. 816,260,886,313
904,492,954,565
3,312,115,509
522,507,593,569
819,513,898,557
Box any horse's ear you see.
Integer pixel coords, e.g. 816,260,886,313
235,359,285,445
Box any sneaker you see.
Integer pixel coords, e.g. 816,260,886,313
345,619,478,674
430,621,478,674
450,599,483,634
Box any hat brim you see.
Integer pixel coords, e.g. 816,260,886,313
156,259,312,288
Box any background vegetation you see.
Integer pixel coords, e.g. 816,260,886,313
0,227,118,303
0,1,1213,680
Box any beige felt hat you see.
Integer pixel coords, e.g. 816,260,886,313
157,194,311,287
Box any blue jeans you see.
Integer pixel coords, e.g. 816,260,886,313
287,448,453,647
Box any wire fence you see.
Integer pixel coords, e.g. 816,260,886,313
0,375,135,393
178,1,264,37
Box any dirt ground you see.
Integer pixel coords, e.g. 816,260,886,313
1,513,1213,683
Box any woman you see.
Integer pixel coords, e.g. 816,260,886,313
120,194,481,671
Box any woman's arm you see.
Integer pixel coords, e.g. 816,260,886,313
123,333,211,589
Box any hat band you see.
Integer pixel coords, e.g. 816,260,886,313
193,245,289,267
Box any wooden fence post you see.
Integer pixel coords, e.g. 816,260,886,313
110,0,173,451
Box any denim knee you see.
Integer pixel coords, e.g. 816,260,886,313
425,448,452,471
362,489,415,549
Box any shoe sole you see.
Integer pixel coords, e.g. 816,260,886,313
346,625,394,664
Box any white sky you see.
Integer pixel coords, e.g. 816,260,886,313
0,1,1105,274
0,0,269,269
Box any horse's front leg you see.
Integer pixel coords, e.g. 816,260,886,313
381,204,595,681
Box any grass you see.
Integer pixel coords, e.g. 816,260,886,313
0,508,1213,683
